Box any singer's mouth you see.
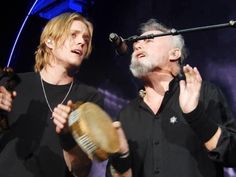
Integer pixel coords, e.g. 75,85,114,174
136,53,145,59
71,49,82,56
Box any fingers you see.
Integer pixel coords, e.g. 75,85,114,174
179,79,185,94
183,64,202,84
112,121,129,154
179,64,202,113
66,100,73,107
54,118,64,134
193,67,202,83
52,101,73,134
113,121,122,129
0,86,16,112
12,91,17,97
183,64,194,83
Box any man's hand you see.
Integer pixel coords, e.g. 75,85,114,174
179,64,202,113
113,121,129,155
52,100,73,134
0,86,16,112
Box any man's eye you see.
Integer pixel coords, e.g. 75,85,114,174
84,38,90,44
144,39,153,43
71,33,77,38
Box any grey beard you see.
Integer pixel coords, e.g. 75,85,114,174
130,60,155,78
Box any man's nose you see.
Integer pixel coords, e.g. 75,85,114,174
133,40,143,51
76,36,85,46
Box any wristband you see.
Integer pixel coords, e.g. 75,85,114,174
110,151,131,173
59,132,77,151
183,102,218,143
119,151,130,158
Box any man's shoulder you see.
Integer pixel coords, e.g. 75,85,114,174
73,81,103,104
0,71,37,88
119,97,139,112
74,81,99,94
17,71,37,80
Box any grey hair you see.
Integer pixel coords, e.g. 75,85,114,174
139,19,188,63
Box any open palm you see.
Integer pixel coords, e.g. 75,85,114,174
179,65,202,113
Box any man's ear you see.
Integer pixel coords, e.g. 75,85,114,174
45,39,54,49
169,48,181,61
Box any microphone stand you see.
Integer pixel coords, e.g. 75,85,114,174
124,20,236,42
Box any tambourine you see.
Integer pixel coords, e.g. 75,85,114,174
68,102,120,161
0,67,20,133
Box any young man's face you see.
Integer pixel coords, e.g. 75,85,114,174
52,20,91,69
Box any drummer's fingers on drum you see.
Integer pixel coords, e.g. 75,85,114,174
66,100,73,108
112,121,122,129
53,107,68,123
113,121,125,138
57,104,72,114
112,121,129,153
53,118,64,134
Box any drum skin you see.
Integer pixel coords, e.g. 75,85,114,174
68,102,120,161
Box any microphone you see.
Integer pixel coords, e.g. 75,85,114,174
109,33,128,55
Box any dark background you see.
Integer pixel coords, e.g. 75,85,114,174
1,0,236,176
1,0,236,124
1,0,236,120
1,0,236,99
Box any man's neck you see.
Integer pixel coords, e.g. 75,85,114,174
40,65,74,85
143,70,174,95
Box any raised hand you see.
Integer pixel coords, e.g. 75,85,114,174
179,64,202,113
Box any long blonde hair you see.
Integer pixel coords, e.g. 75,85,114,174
34,12,93,72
